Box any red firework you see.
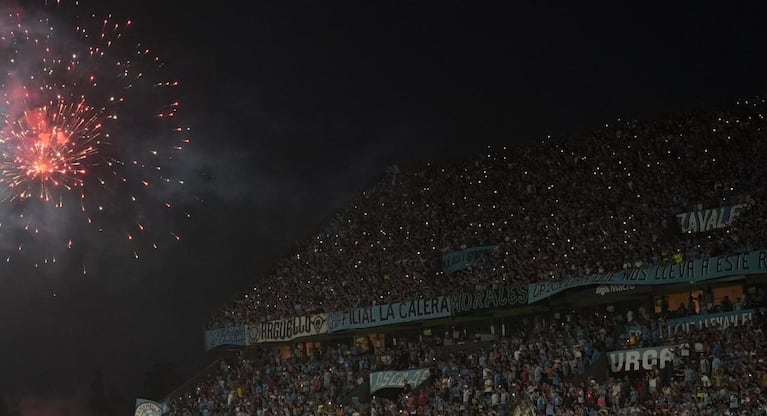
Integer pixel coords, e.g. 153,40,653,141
0,0,190,267
1,100,102,201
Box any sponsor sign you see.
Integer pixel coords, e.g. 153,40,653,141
528,250,767,303
676,203,747,233
552,285,651,306
442,245,496,274
328,297,451,333
595,284,636,296
204,325,247,351
247,314,327,344
450,285,527,315
370,368,431,394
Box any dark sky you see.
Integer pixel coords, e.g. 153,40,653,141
1,0,767,408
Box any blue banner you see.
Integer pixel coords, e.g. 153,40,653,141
625,309,757,336
327,297,451,333
666,309,756,334
528,250,767,303
450,285,527,315
442,245,496,274
369,368,431,394
676,203,747,233
204,325,247,351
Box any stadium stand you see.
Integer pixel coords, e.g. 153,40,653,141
172,305,766,415
208,98,767,328
165,98,767,415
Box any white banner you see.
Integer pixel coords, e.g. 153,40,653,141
369,368,431,394
608,345,678,373
676,203,747,233
247,314,327,344
666,309,754,335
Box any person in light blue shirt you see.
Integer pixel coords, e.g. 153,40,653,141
684,366,695,386
712,356,723,373
534,364,543,383
536,395,545,412
712,342,723,357
729,392,739,410
552,370,561,387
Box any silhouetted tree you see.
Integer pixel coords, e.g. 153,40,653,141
107,383,131,415
143,361,180,401
0,394,19,416
89,369,108,416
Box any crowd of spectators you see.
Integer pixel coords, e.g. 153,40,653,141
169,98,767,415
208,98,767,329
171,302,767,415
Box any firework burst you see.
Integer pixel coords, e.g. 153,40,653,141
0,0,191,268
1,99,100,201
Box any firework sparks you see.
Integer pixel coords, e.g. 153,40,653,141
0,1,191,267
1,100,101,201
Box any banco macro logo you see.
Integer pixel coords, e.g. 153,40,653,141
595,284,636,296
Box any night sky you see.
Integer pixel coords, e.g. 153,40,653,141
1,0,767,411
